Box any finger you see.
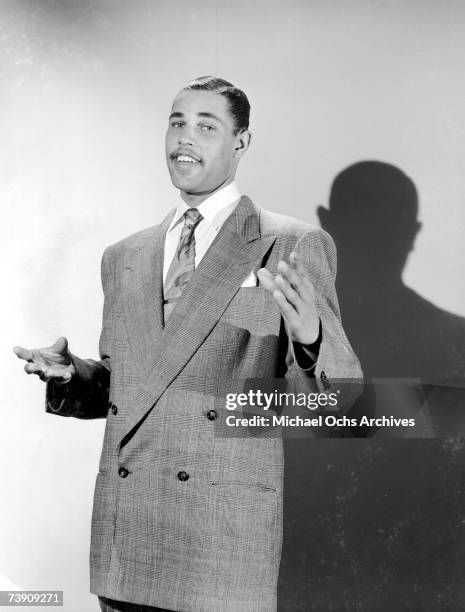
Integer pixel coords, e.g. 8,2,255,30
47,366,72,383
272,289,299,326
38,370,53,383
57,370,73,384
274,273,301,312
289,252,315,296
257,268,278,293
277,259,306,295
289,251,310,283
51,336,69,355
38,366,61,383
24,362,44,375
13,346,34,362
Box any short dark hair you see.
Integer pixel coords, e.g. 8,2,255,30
182,76,250,135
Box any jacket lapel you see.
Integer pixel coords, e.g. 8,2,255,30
121,212,173,367
121,196,276,439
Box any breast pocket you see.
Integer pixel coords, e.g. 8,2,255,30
222,287,281,337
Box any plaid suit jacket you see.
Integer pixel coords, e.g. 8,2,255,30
46,196,362,611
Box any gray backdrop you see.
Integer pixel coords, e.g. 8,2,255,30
1,1,465,610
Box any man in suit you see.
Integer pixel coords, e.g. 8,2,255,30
14,76,362,612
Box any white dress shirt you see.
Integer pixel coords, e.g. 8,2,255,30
163,181,241,283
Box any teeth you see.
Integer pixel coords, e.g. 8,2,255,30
176,155,198,163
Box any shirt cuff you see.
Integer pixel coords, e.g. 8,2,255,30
292,319,322,371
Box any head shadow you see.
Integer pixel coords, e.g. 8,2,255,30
278,161,465,610
317,160,465,380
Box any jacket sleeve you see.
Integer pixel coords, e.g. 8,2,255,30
45,246,114,419
284,228,363,417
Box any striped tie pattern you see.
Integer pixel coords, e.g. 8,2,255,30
163,208,203,321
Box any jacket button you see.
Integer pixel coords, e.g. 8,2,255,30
177,471,189,482
118,467,129,478
206,409,218,421
111,404,118,415
320,371,331,390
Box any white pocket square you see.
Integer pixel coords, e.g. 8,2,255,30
241,270,258,287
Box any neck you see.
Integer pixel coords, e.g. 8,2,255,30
180,177,234,207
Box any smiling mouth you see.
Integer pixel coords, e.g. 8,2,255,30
171,153,201,164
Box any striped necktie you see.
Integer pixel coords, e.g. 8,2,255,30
163,207,203,321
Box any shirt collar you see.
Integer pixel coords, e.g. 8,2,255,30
168,181,241,233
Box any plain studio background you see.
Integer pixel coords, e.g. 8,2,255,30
1,1,464,610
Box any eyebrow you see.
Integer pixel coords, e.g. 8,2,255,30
197,112,222,123
168,111,223,123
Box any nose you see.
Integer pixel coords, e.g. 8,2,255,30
178,125,195,146
178,134,194,146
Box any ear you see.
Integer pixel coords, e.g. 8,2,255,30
407,220,422,252
233,130,251,159
317,205,331,231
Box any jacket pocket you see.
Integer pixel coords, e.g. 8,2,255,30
210,480,276,492
209,479,279,536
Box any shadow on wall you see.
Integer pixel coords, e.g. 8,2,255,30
317,160,465,381
278,162,465,611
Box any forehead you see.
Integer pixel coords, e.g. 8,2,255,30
170,89,232,123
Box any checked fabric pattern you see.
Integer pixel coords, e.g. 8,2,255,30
46,195,363,612
163,207,203,321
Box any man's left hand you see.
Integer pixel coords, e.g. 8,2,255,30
257,251,320,345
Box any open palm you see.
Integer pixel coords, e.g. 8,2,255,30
13,336,75,383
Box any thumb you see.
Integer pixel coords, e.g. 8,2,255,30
51,336,70,355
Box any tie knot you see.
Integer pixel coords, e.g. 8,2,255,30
184,208,203,227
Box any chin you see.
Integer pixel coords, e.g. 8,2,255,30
168,167,197,190
171,176,199,192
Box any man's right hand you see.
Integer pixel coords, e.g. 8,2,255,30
13,337,76,384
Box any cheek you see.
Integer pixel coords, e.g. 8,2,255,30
165,130,175,151
207,146,233,171
203,158,228,182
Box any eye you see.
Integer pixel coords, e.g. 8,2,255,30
170,121,184,128
199,124,215,132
